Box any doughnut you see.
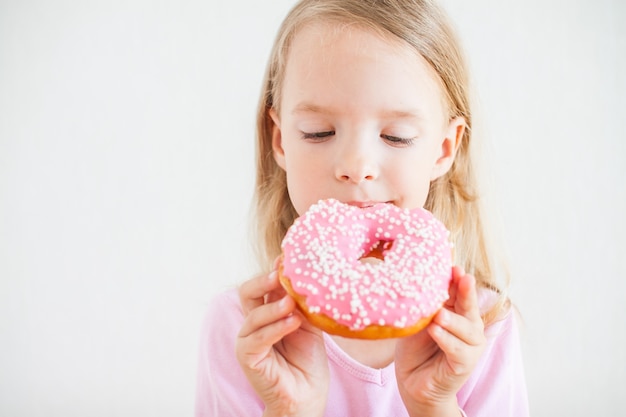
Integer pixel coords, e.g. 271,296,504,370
278,198,453,339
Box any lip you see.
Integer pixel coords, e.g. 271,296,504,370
345,201,390,208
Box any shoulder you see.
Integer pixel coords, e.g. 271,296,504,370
204,287,241,315
196,287,245,367
195,287,265,415
199,287,243,341
476,287,526,374
477,286,517,331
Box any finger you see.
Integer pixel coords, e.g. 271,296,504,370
454,272,481,321
443,266,461,310
272,255,282,270
433,307,484,347
427,320,485,377
238,270,281,315
238,294,298,339
266,256,286,303
266,283,287,304
427,322,471,375
236,312,302,370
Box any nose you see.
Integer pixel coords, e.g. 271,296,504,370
334,143,379,184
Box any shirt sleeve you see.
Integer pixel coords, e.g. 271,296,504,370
457,306,530,417
195,290,529,417
194,289,264,417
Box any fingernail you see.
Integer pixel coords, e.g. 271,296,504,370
279,295,290,309
467,273,476,287
272,256,282,270
268,270,277,281
438,309,448,325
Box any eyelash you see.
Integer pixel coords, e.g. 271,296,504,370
381,134,415,146
302,131,335,141
301,131,415,146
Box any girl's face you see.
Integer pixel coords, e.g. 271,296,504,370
271,23,465,216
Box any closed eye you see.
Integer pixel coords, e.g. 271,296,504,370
302,131,335,141
381,134,415,146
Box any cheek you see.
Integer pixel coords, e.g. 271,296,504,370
282,134,333,175
282,147,328,215
283,144,321,176
388,155,435,208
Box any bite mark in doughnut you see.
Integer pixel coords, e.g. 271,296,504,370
279,198,453,339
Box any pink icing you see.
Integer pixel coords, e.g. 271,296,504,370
281,199,453,331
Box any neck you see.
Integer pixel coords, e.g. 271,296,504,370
331,335,397,369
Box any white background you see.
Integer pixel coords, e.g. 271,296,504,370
1,0,624,416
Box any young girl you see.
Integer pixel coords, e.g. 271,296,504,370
196,1,529,416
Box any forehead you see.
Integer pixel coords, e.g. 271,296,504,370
293,20,404,50
285,21,422,73
279,22,447,120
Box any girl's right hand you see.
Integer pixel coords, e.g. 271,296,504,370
235,268,329,417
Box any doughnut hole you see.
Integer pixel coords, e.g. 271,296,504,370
359,240,393,264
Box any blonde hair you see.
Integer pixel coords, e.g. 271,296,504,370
252,0,509,323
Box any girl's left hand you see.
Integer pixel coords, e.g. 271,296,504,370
395,266,486,417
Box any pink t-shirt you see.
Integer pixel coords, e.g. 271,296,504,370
195,288,529,416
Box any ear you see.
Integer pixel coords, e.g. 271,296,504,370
269,108,286,171
430,116,465,180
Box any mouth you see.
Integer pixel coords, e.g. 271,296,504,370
345,201,391,209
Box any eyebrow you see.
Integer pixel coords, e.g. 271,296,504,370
292,102,424,120
292,102,331,115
